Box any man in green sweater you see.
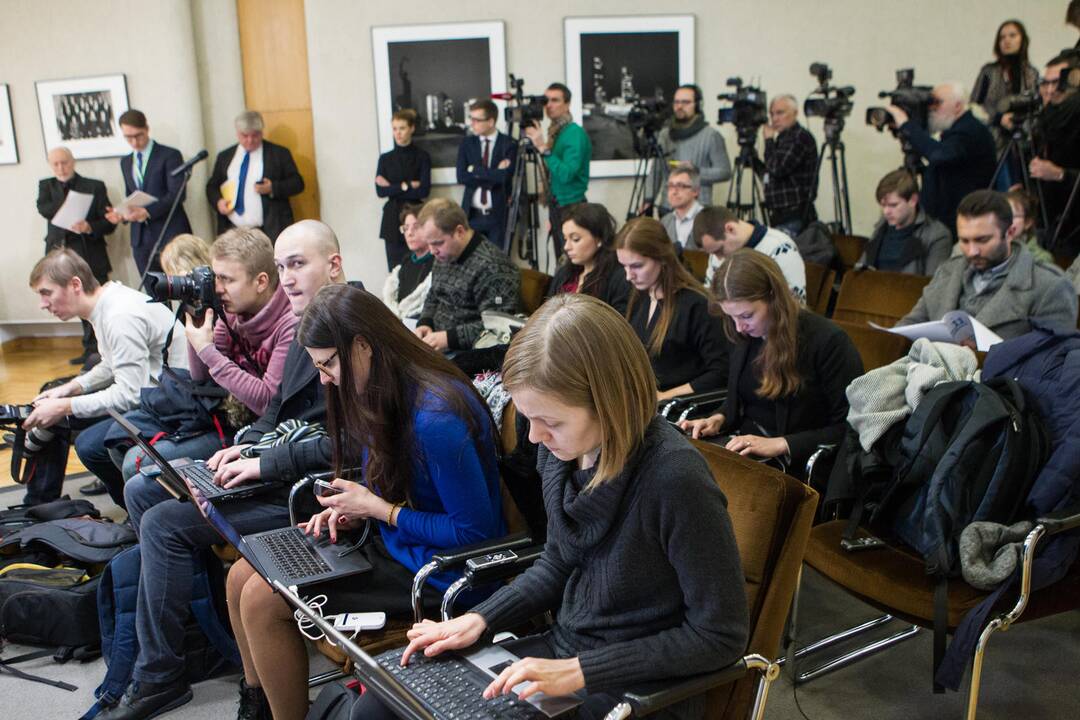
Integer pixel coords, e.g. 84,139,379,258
525,82,591,256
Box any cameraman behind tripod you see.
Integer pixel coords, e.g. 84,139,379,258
1029,50,1080,258
523,83,591,257
760,95,818,237
20,249,188,507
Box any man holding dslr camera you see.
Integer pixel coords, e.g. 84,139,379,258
886,82,997,234
1030,50,1080,258
523,83,591,251
761,95,818,237
21,249,187,506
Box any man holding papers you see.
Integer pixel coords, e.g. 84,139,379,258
206,110,304,243
896,190,1077,341
37,146,115,367
105,109,192,276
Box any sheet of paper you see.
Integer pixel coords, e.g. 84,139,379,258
114,190,158,214
49,190,94,232
402,317,418,331
219,179,237,210
869,320,955,344
869,311,1003,352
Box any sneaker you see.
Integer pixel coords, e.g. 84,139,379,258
97,679,193,720
69,352,90,366
79,479,109,496
237,679,271,720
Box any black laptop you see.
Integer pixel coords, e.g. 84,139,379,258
186,481,373,587
273,580,585,720
106,408,276,502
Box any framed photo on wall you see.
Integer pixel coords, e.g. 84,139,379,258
372,21,507,185
35,74,130,159
564,15,695,178
0,84,17,165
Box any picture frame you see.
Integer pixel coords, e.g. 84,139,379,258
372,21,507,185
564,15,695,178
0,84,17,165
35,74,131,159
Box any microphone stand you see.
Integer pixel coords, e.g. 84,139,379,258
137,167,191,292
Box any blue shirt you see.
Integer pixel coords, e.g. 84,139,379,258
371,387,506,591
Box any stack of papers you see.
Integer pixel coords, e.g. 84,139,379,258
871,311,1003,352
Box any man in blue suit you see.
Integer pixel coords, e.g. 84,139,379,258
106,109,192,275
456,100,516,251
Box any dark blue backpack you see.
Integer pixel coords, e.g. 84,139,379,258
80,545,240,719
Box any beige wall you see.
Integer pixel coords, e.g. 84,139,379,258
305,0,1076,293
0,0,242,331
1,0,1076,329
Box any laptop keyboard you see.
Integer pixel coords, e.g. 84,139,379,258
252,528,331,581
181,462,225,496
375,648,546,720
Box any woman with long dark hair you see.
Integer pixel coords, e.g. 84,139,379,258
225,284,505,720
546,202,629,313
680,250,862,477
972,20,1039,159
615,216,728,400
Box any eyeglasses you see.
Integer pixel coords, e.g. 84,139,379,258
400,223,418,235
672,99,694,105
666,182,694,191
469,115,492,123
312,350,338,374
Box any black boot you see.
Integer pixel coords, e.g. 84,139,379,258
98,679,193,719
237,678,271,720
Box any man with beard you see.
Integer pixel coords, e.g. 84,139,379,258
1029,50,1080,258
648,84,731,211
896,190,1076,340
887,83,997,234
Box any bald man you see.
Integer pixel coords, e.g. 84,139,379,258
36,146,115,366
760,95,818,237
887,82,997,233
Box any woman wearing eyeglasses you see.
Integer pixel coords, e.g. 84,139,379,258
226,284,505,720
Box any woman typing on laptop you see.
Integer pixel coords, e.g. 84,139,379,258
391,294,749,720
225,284,506,720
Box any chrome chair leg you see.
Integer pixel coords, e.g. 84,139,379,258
744,654,781,720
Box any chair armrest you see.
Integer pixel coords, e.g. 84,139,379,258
288,475,318,527
675,394,727,423
430,533,535,571
620,660,750,715
1037,504,1080,536
462,545,543,586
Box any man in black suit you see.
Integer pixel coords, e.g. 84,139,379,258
105,109,192,276
206,110,305,243
36,146,115,367
888,82,997,234
456,99,516,251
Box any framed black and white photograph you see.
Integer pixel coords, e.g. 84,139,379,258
565,15,695,178
35,74,130,159
372,21,507,185
0,84,17,165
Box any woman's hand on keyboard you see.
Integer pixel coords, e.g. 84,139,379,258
207,443,250,470
400,614,487,666
215,457,262,488
484,656,586,701
300,506,361,543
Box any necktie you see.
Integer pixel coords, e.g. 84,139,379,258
480,138,490,205
135,152,144,188
235,151,250,215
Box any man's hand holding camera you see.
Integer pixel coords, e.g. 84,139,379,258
184,308,217,353
884,104,909,128
523,122,548,153
24,380,82,430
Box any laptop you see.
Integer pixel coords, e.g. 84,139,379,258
106,408,276,502
273,580,584,720
187,481,373,587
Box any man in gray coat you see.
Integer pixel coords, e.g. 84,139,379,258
897,190,1077,340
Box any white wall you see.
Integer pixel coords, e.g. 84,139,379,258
0,0,242,329
305,0,1076,293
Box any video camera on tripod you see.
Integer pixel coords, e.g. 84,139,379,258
866,68,934,132
717,77,768,146
804,62,855,234
804,63,855,127
499,74,547,133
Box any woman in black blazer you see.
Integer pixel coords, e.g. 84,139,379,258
616,217,729,400
681,249,863,477
545,203,629,314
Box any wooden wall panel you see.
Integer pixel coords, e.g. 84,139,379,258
236,0,319,219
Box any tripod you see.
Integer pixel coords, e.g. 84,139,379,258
990,123,1051,230
625,128,667,219
809,117,852,235
726,136,769,224
505,137,551,269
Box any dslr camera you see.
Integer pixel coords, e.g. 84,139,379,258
0,403,62,458
717,77,768,145
804,63,855,122
866,68,934,131
144,265,218,317
503,74,547,127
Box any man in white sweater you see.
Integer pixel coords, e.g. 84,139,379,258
24,249,186,505
693,205,807,303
